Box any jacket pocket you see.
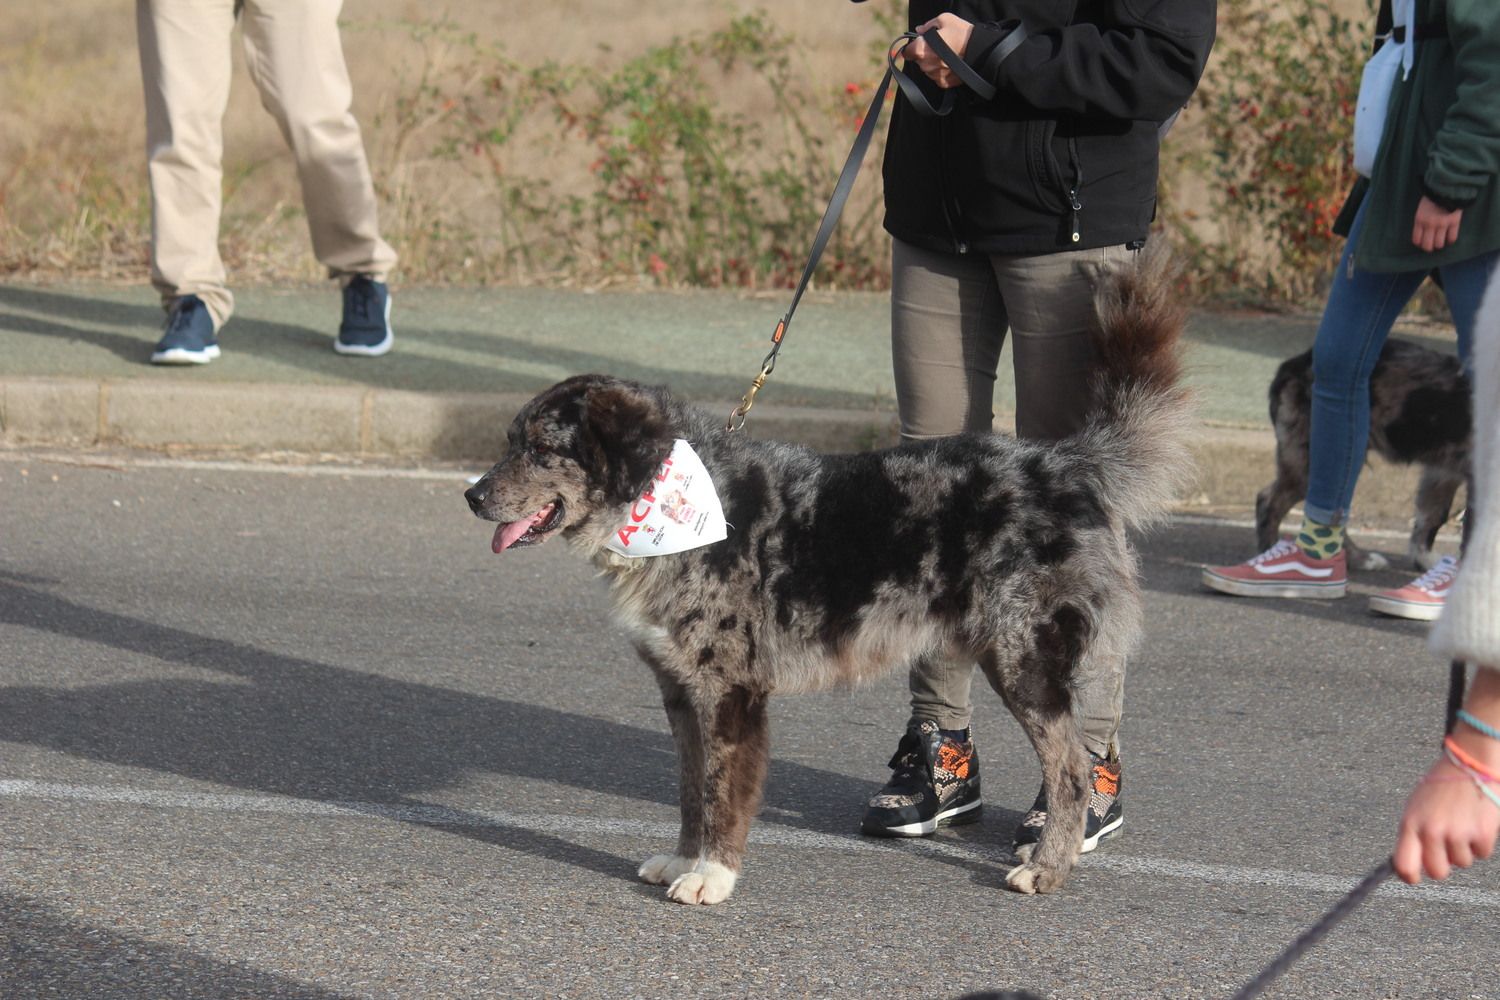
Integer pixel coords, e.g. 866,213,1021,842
1024,119,1071,214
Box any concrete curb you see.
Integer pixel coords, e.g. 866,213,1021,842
0,375,1439,534
0,376,895,458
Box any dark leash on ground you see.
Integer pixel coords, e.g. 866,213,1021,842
1226,858,1396,1000
728,22,1476,1000
1232,511,1473,998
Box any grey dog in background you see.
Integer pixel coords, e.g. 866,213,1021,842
1255,340,1471,570
465,244,1193,903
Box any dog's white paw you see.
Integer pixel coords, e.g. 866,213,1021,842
1353,550,1389,571
1005,862,1065,895
638,854,697,886
665,861,738,905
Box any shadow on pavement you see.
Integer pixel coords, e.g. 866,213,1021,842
0,303,160,365
0,284,884,409
0,576,918,885
0,284,164,327
0,893,355,1000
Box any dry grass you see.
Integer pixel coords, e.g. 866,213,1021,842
0,1,1379,300
0,1,904,287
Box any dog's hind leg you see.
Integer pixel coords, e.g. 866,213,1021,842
637,661,706,890
979,626,1090,895
665,683,770,906
1002,710,1089,895
1409,467,1463,569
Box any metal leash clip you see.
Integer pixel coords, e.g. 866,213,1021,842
726,330,782,431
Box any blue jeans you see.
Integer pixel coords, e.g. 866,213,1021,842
1304,203,1498,525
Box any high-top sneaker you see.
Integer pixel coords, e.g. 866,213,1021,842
860,721,982,838
1012,751,1123,856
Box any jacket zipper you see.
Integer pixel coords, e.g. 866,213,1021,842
1066,136,1083,245
937,115,968,253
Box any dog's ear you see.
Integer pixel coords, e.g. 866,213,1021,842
578,382,675,503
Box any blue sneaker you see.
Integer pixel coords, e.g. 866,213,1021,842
335,275,393,356
151,295,220,365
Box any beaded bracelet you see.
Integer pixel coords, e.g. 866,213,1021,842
1457,709,1500,743
1444,735,1500,782
1442,746,1500,812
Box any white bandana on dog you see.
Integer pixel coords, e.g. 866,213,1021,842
605,439,728,558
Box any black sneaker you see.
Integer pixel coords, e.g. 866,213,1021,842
860,721,982,837
335,275,393,356
1012,751,1122,856
150,295,219,365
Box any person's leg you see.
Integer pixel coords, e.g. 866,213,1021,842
1437,251,1500,365
986,244,1133,854
989,244,1132,442
1204,207,1425,600
136,0,237,330
890,238,1008,730
1303,213,1428,530
238,0,397,281
862,240,1004,838
990,243,1136,754
1368,250,1500,621
891,239,1009,443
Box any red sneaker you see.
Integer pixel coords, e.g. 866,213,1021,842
1368,555,1459,621
1202,538,1348,598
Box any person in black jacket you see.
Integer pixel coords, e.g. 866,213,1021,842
858,1,1215,860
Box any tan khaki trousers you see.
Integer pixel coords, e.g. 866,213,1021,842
137,0,397,329
892,238,1136,758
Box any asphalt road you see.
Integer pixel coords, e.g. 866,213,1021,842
1,450,1496,1000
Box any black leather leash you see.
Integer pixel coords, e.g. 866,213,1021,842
726,25,1026,430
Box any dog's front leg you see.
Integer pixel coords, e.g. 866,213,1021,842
638,665,706,890
665,683,770,906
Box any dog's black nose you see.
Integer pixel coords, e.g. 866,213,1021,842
465,482,489,513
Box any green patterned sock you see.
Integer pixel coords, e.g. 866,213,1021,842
1296,517,1345,559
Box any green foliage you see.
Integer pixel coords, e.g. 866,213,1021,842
4,0,1406,310
1169,0,1374,305
391,12,895,289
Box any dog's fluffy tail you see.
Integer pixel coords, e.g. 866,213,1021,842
1078,241,1196,532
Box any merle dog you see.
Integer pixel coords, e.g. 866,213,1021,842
465,246,1193,902
1256,340,1470,570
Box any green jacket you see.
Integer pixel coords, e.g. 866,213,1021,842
1334,0,1500,272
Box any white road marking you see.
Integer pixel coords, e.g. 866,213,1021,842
3,779,1497,909
0,449,1461,546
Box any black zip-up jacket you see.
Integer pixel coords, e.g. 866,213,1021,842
881,1,1217,254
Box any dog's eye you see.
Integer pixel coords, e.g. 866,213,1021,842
532,443,553,457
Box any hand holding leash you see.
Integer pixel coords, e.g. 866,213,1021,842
905,14,976,88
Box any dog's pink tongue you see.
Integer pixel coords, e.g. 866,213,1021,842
491,520,532,554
